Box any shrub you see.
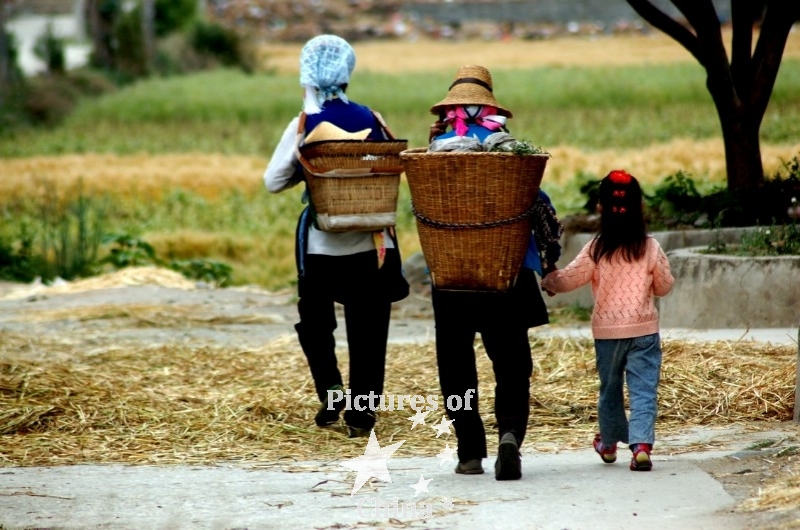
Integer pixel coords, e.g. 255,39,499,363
155,0,197,37
169,258,232,286
21,75,80,125
64,68,117,97
100,233,158,268
572,161,800,232
189,21,242,69
100,233,233,286
0,227,43,283
738,223,800,256
646,171,705,227
0,183,109,281
703,158,800,227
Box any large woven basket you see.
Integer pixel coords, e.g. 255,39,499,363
400,148,548,291
298,139,408,232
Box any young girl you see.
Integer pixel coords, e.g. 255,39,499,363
541,170,674,471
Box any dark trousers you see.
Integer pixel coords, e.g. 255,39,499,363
431,269,546,462
295,249,406,430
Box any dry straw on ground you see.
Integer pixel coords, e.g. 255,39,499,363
1,332,794,467
0,266,196,301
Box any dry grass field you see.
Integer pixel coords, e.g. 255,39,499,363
260,29,800,73
2,140,798,204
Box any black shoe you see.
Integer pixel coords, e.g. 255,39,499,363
344,409,376,437
347,426,371,438
455,459,484,475
495,432,522,481
314,384,344,427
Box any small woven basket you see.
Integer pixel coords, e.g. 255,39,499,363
400,148,548,291
298,139,407,232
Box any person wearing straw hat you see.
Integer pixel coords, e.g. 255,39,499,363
263,34,409,438
427,65,563,480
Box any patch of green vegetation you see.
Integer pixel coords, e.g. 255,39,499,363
490,139,550,156
2,60,799,156
575,157,800,240
744,439,780,451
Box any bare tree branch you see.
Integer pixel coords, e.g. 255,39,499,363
625,0,705,63
750,2,798,122
672,0,729,70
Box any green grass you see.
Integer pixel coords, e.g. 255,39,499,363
3,60,800,156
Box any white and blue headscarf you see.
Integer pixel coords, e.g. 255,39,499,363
299,35,356,114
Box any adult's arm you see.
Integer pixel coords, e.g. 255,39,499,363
264,117,303,193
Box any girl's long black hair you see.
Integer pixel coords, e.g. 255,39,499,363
590,170,648,263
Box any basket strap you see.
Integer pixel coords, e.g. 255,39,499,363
411,202,539,230
372,110,395,140
295,112,322,175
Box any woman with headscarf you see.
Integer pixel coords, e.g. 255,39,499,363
426,65,563,480
263,35,409,438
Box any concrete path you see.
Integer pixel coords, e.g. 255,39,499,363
0,449,758,530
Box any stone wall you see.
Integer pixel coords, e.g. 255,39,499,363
661,248,800,328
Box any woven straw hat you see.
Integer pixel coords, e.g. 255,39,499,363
304,121,371,143
430,65,512,118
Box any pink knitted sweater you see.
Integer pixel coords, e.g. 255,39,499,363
541,237,674,339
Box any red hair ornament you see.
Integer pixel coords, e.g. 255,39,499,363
608,170,632,184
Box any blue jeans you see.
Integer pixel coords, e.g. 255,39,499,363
594,333,662,447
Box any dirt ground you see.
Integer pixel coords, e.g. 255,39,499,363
0,273,798,528
696,447,800,529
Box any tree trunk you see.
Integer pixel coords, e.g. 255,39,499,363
85,0,115,69
140,0,155,74
717,105,765,190
0,1,11,92
705,57,766,190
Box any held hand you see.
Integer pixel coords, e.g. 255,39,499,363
542,263,558,277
